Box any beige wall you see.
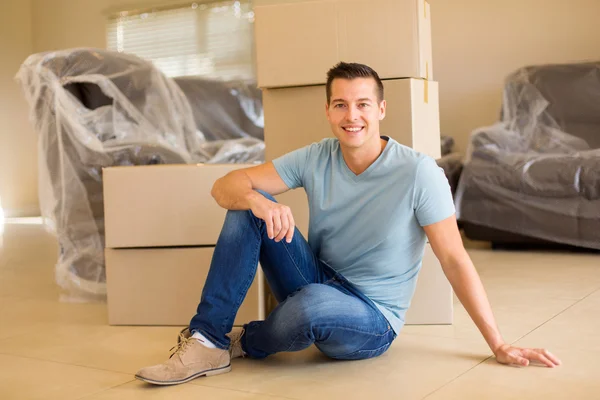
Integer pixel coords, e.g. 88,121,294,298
0,0,37,217
429,0,600,152
32,0,185,52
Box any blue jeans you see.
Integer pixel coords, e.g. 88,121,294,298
189,191,395,360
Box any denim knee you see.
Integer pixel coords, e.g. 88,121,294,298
319,341,393,361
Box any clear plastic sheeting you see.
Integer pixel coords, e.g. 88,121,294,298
455,62,600,249
436,152,463,197
440,135,455,156
15,48,265,300
174,77,264,142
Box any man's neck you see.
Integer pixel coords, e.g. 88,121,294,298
342,137,388,176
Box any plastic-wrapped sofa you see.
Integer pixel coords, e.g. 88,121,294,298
455,62,600,250
436,135,463,197
16,48,264,299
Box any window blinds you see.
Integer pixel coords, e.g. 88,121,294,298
107,1,255,80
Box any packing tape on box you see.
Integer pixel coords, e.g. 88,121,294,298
424,61,429,104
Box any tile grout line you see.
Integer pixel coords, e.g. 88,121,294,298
420,356,491,399
420,287,600,399
0,351,295,399
73,379,137,400
0,351,134,376
506,286,600,346
191,381,301,400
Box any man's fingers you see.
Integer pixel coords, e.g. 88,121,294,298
542,349,562,366
285,221,295,243
527,349,558,368
266,213,274,239
284,210,295,243
272,210,282,239
275,214,289,242
512,355,529,367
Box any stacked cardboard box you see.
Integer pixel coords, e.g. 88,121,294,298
103,164,265,326
255,0,452,324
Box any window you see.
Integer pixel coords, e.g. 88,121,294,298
107,1,255,81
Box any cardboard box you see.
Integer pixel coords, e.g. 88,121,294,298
255,0,432,88
103,164,254,248
106,247,265,325
404,242,453,325
263,78,440,235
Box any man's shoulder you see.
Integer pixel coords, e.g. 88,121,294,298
385,137,431,169
311,137,338,151
297,137,338,159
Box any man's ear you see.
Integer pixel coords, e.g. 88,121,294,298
379,99,387,120
325,102,330,118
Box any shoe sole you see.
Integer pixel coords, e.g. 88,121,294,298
135,364,232,386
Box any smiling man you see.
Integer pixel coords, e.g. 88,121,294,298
135,62,561,386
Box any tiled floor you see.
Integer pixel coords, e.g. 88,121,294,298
1,219,599,399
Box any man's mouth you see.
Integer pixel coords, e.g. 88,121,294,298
342,126,364,133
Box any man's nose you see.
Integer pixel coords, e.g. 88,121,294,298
345,105,359,121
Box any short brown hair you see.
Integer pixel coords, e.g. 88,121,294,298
326,62,384,104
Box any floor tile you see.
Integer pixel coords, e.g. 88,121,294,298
512,289,600,352
424,347,600,400
78,380,294,400
468,249,600,301
402,295,576,345
192,335,491,400
0,325,186,375
1,221,599,399
0,353,132,400
0,296,108,340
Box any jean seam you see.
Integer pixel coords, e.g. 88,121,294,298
221,216,262,333
332,341,392,359
284,331,307,353
250,209,314,286
311,324,392,337
281,241,312,286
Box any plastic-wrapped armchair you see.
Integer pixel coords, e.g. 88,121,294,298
15,49,203,299
455,62,600,250
17,48,266,299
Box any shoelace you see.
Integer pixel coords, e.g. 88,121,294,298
169,333,195,359
229,328,246,358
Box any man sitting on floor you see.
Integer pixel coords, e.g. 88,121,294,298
135,62,561,386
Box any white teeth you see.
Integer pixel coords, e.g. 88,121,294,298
344,127,362,132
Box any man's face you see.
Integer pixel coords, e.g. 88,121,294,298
325,77,386,150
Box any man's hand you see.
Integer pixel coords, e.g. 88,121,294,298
248,194,295,243
494,344,561,368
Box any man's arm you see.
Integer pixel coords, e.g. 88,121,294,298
211,162,296,243
423,215,562,368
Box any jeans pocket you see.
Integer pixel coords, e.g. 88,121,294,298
331,341,393,361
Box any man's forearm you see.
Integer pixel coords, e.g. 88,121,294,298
441,251,505,353
211,171,260,210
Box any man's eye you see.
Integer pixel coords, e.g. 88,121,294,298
334,104,346,108
359,103,370,108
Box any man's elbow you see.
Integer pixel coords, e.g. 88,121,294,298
438,248,471,275
211,177,223,201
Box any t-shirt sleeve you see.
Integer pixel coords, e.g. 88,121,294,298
271,145,311,190
413,156,456,226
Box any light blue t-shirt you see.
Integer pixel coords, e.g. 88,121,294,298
272,137,455,334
